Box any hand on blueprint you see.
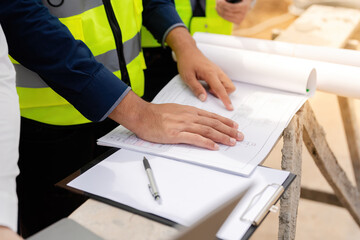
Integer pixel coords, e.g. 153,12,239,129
216,0,253,25
0,227,23,240
108,91,244,150
166,27,236,111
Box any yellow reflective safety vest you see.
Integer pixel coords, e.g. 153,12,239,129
141,0,233,48
13,0,146,125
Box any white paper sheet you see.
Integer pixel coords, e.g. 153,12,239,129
67,149,290,240
98,75,311,176
194,32,360,98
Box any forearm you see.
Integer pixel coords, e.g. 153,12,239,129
165,27,198,59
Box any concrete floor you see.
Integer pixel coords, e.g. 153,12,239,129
232,0,360,239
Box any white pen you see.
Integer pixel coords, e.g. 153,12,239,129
143,157,162,204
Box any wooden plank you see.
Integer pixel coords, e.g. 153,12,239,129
337,96,360,193
278,110,304,240
300,187,343,207
276,5,360,48
302,102,360,226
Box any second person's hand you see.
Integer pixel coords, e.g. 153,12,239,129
216,0,253,25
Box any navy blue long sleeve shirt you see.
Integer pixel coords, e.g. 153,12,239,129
0,0,184,122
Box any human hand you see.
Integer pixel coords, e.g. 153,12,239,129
216,0,253,25
166,27,235,111
108,91,244,150
0,226,23,240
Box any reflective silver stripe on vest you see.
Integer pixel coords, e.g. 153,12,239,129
15,33,141,88
42,0,103,18
123,32,141,65
95,50,120,73
94,32,141,73
14,65,49,88
95,32,141,72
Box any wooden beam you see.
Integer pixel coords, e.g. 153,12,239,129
337,96,360,193
278,109,304,240
300,187,343,207
302,102,360,226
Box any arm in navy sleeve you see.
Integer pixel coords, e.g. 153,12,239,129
0,0,130,122
142,0,186,46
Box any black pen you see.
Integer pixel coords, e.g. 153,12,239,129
143,157,162,204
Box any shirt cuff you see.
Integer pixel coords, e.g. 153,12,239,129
0,192,18,232
142,0,184,46
99,87,131,121
161,23,187,47
75,66,130,122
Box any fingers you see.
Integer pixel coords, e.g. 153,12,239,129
175,33,236,111
192,116,243,142
205,72,235,111
138,103,244,150
174,116,244,150
195,111,244,141
185,74,208,102
183,70,235,110
218,70,236,94
182,70,235,108
196,107,238,128
216,0,250,24
176,132,219,150
175,107,244,148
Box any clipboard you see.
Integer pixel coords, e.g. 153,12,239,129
57,148,296,240
57,148,176,227
27,186,249,240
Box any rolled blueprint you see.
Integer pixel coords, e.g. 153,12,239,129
194,32,360,67
196,43,317,96
194,33,360,98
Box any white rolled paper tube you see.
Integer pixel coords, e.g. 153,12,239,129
195,33,360,98
196,43,317,96
306,59,360,99
194,32,360,67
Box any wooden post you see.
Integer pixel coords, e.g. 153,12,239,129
278,108,304,240
337,96,360,193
